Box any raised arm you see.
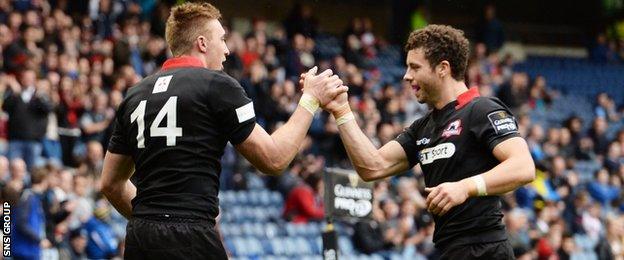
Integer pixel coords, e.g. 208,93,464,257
324,93,411,181
236,67,348,175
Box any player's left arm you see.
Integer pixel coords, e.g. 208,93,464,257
101,151,136,219
472,137,535,195
426,137,535,216
426,98,535,216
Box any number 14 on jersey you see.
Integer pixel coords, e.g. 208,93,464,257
130,96,183,148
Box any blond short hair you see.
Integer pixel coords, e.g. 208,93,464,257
165,2,222,56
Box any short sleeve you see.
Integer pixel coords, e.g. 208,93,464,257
394,121,421,168
470,97,521,151
107,102,132,155
213,74,256,145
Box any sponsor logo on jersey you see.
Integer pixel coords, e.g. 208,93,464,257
441,119,462,138
235,102,255,123
419,142,456,164
153,75,173,93
416,137,430,145
487,110,518,135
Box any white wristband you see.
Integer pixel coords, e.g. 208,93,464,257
336,112,355,126
299,93,319,115
471,175,488,196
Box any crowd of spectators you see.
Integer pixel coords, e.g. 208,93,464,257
0,1,623,259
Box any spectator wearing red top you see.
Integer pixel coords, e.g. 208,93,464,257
283,172,324,223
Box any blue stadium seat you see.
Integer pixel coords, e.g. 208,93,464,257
369,254,385,260
263,222,280,238
237,237,264,257
258,190,272,206
293,237,313,255
261,238,274,255
235,191,248,205
300,255,323,260
247,190,260,205
263,256,288,260
224,238,236,256
269,238,286,255
338,236,354,255
270,191,283,205
221,190,235,205
304,222,321,237
308,237,322,254
240,222,263,237
517,56,624,107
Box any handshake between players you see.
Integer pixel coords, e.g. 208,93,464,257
297,66,352,127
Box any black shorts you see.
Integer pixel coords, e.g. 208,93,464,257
438,240,514,260
124,216,227,260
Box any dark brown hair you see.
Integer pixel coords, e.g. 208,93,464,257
405,24,470,81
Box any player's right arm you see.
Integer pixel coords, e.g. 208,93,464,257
325,93,411,181
100,98,137,219
101,99,136,219
101,152,136,219
235,67,347,175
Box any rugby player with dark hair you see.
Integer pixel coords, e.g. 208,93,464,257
323,24,536,259
100,2,347,259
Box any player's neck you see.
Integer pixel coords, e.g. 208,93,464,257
432,80,469,110
182,52,209,68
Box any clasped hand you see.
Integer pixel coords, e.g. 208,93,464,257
299,66,349,114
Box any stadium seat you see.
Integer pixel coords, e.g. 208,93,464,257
308,237,322,254
300,255,323,260
293,237,313,255
517,56,624,106
270,191,283,205
258,190,272,206
338,236,355,255
269,238,286,255
263,222,280,238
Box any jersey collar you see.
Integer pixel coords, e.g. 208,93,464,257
161,56,205,71
455,86,480,110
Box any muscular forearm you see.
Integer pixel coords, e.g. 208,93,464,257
461,154,535,197
240,68,348,175
267,106,314,172
103,180,136,219
338,120,385,179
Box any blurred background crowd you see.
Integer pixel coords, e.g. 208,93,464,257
0,0,623,259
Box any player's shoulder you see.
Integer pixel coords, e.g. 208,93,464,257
407,111,432,131
125,73,162,96
209,70,243,89
169,67,232,82
180,69,243,93
470,96,511,114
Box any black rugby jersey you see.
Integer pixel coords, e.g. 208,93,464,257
395,87,520,249
107,56,256,220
